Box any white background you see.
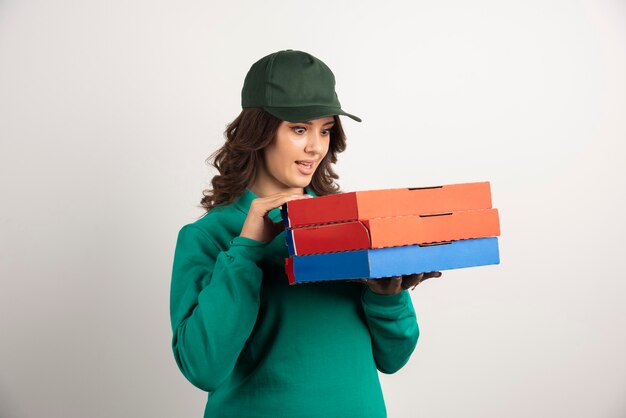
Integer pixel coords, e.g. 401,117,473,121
1,0,625,417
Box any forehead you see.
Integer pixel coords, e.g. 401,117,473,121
288,116,335,125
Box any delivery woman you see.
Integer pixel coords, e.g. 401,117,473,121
169,49,441,418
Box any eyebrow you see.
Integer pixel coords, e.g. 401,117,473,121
294,121,335,126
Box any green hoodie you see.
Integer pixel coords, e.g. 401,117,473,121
170,186,419,418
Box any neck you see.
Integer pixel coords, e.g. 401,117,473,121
249,183,305,198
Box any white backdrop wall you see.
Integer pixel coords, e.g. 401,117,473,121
1,1,625,417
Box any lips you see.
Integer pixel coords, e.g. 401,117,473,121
295,160,315,175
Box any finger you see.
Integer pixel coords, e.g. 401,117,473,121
400,272,423,287
401,276,421,289
405,273,424,281
392,276,403,291
282,194,312,202
422,271,442,279
412,271,443,289
363,278,381,290
272,194,305,209
260,193,312,211
371,277,391,285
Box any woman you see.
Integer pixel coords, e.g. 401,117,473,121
170,49,441,418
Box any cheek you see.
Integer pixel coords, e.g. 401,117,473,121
264,145,292,176
263,148,278,172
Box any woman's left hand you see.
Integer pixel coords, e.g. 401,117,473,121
359,271,442,295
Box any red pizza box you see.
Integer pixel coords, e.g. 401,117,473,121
281,181,492,229
286,208,500,255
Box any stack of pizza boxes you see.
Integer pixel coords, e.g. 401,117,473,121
280,181,500,285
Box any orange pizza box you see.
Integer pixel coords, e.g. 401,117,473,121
281,181,493,229
285,208,500,256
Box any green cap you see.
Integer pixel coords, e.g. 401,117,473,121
241,49,362,123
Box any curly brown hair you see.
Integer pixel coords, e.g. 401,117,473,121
199,108,347,213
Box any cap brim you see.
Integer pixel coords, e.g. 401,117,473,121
263,105,362,123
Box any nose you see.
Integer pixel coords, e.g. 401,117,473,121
305,131,324,154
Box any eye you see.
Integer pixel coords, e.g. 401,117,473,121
321,128,332,136
291,126,306,134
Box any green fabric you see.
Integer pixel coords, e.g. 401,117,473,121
170,186,419,418
241,49,362,123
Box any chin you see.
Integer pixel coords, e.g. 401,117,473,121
285,176,311,189
289,180,310,189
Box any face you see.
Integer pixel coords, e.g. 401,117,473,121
251,116,334,197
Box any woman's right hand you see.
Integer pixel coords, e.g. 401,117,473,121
240,192,312,243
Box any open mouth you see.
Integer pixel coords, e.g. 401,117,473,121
296,161,313,169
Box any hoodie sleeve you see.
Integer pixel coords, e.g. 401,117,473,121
169,224,267,392
361,286,420,374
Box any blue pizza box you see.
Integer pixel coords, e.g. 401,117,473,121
285,237,499,284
